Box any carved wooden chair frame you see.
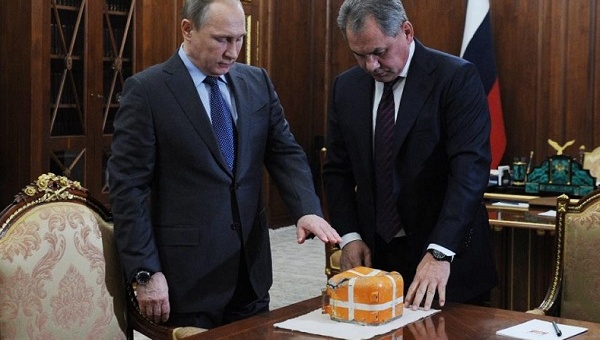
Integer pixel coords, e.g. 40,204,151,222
529,189,600,322
0,173,204,339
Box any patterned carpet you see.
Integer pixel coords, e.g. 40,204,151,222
269,225,327,310
135,225,326,338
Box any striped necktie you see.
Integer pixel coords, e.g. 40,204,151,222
374,78,402,242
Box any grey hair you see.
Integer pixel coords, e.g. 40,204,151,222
337,0,408,38
182,0,242,28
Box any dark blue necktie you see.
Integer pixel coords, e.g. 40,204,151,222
204,76,235,170
375,78,402,242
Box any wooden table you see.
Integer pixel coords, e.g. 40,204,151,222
484,192,557,230
184,296,600,339
483,192,559,311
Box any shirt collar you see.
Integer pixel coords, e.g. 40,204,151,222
178,44,227,87
399,40,415,78
375,40,415,88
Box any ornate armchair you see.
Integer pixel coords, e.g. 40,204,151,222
527,189,600,323
127,286,206,339
0,173,205,339
0,173,128,339
580,145,600,185
325,243,342,279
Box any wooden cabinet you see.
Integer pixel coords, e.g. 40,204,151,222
0,0,303,228
49,0,135,204
0,0,181,206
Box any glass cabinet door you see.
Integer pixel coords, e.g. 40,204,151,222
49,0,135,204
50,0,86,181
101,0,135,196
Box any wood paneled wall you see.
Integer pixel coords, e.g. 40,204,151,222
270,0,599,312
263,0,600,224
2,0,598,223
135,0,184,70
316,0,600,169
0,0,596,310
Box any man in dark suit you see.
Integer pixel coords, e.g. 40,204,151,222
108,0,341,329
323,0,497,311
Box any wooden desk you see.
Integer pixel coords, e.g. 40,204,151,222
488,206,556,230
185,296,600,339
485,192,556,230
484,192,558,312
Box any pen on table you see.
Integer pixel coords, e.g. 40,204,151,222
552,321,562,336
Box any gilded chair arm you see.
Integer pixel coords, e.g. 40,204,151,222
172,327,207,340
325,243,342,279
525,308,546,315
329,248,341,271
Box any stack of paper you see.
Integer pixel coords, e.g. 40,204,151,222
492,201,530,208
496,319,587,339
274,308,439,340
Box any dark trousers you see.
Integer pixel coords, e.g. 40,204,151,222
165,255,270,329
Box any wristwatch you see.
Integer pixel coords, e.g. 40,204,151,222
428,249,452,262
134,270,153,285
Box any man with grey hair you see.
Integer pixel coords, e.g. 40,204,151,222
109,0,341,329
323,0,497,311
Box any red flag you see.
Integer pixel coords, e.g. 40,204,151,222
460,0,506,169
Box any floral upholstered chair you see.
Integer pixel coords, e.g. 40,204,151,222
0,173,206,339
580,145,600,186
528,189,600,323
0,173,128,339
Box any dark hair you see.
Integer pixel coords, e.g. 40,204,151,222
337,0,408,38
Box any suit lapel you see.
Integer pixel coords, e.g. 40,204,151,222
225,65,251,177
344,71,377,196
353,43,435,179
355,75,377,183
163,54,233,175
393,40,434,155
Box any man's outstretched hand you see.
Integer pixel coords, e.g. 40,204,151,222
296,214,342,244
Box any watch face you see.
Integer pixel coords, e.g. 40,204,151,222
429,249,449,261
136,271,151,284
432,250,444,259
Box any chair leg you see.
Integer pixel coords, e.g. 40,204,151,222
126,322,134,340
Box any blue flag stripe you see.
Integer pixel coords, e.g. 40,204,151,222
461,12,497,94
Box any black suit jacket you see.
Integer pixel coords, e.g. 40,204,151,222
108,52,322,313
323,40,497,302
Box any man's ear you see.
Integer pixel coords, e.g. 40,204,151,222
401,21,414,40
181,19,193,40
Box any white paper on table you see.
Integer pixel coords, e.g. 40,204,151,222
273,308,439,340
492,201,530,208
496,319,587,339
538,210,557,217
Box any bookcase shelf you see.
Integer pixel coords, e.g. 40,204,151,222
0,0,183,206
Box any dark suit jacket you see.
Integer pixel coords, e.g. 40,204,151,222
108,52,322,313
323,40,497,302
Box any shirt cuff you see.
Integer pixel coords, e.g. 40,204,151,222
340,232,362,249
427,243,456,261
